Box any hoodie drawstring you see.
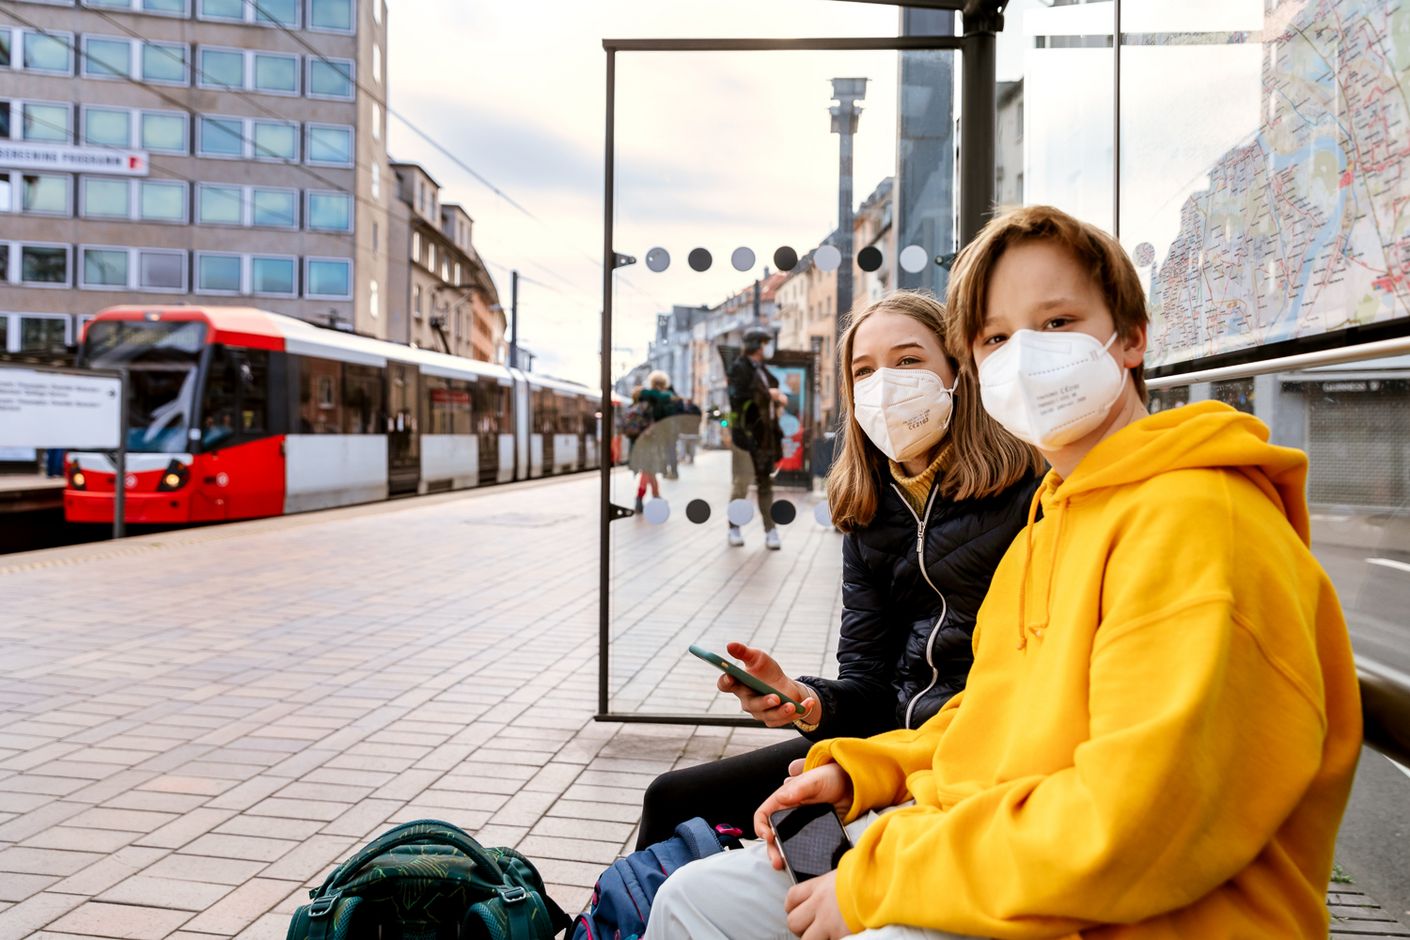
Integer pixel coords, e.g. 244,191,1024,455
1017,483,1046,651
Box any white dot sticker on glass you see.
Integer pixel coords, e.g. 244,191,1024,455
646,247,671,273
643,499,671,524
899,244,929,274
814,245,841,272
726,499,755,527
731,247,755,272
813,501,832,527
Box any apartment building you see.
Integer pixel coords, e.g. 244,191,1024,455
387,160,505,363
0,0,390,357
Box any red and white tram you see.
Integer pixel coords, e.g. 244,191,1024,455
64,305,612,525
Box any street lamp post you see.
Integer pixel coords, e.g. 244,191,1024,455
830,77,867,428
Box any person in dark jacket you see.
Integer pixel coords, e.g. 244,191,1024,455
726,327,789,549
635,290,1044,848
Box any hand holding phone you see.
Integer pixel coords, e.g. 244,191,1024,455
688,644,809,720
770,804,852,883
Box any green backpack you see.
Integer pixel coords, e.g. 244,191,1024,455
286,819,572,940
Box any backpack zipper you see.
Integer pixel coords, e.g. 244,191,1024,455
891,483,949,730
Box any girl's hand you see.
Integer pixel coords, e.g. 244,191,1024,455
717,642,818,728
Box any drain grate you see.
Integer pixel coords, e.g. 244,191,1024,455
1330,885,1410,938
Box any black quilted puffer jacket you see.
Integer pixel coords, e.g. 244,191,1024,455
796,470,1041,740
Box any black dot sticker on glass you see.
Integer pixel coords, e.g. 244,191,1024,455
688,248,712,272
770,500,797,526
773,246,799,272
686,499,712,524
857,246,883,272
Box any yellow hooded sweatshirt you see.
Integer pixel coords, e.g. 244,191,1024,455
807,401,1362,939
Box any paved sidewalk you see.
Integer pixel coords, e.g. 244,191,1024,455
0,461,837,939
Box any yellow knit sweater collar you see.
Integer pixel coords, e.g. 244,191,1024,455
888,442,952,515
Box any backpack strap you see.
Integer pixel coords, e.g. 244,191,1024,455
673,817,727,861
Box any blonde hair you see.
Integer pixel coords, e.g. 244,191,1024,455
945,204,1149,400
647,370,670,390
825,291,1044,533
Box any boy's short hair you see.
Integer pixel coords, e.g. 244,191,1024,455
945,205,1149,400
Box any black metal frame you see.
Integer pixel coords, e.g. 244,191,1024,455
598,33,975,725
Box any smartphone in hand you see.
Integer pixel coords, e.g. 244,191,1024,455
770,804,853,883
688,644,806,713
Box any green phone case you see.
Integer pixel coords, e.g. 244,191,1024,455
688,645,806,712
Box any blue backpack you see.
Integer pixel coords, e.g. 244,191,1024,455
571,818,743,940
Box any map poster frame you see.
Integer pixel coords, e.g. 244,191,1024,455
1118,0,1410,381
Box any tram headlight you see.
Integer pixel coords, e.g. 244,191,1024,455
69,469,87,490
156,460,189,492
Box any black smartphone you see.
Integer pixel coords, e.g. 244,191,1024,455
769,804,852,884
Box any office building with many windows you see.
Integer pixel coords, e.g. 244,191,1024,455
0,0,391,358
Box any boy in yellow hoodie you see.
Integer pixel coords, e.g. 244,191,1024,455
643,206,1362,940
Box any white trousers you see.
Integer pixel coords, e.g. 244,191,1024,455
642,811,984,940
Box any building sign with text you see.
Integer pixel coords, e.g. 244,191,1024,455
0,143,149,176
0,368,122,450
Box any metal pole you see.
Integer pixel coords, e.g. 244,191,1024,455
510,269,520,370
598,48,616,720
959,5,1001,245
113,367,127,541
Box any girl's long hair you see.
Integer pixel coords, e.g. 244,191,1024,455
825,291,1044,532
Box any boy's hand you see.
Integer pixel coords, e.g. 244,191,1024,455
785,870,851,939
754,762,853,870
717,642,818,728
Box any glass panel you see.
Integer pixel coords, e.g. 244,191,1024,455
139,180,185,222
141,112,186,153
255,0,297,26
0,176,11,212
0,102,9,139
198,116,243,156
199,48,244,88
24,32,72,73
83,319,206,366
306,125,352,164
139,250,184,290
251,188,296,227
307,191,351,231
126,367,199,452
197,184,242,224
23,103,70,142
0,30,11,68
0,244,7,281
309,0,352,31
142,42,186,83
143,0,188,13
308,58,352,97
251,256,295,295
253,53,297,92
21,245,68,284
252,121,297,160
83,247,129,287
82,37,130,78
199,0,242,19
601,45,957,718
84,107,131,147
21,174,67,213
82,177,130,217
306,259,350,298
197,253,241,292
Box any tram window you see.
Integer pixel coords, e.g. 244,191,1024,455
296,355,342,433
556,393,577,434
473,377,501,435
533,388,553,435
238,349,269,434
201,346,237,448
424,376,472,434
449,379,472,434
343,362,385,434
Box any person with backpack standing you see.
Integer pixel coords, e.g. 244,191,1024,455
630,371,679,513
727,328,791,549
635,291,1043,848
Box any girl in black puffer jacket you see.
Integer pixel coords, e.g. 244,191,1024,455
636,290,1044,848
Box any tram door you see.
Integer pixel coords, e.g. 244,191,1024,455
387,361,421,496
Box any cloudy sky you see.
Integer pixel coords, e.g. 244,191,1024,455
384,1,1271,384
384,1,926,384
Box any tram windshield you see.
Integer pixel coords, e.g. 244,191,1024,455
81,320,207,453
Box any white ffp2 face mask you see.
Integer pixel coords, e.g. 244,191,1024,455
852,367,956,463
977,329,1127,450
